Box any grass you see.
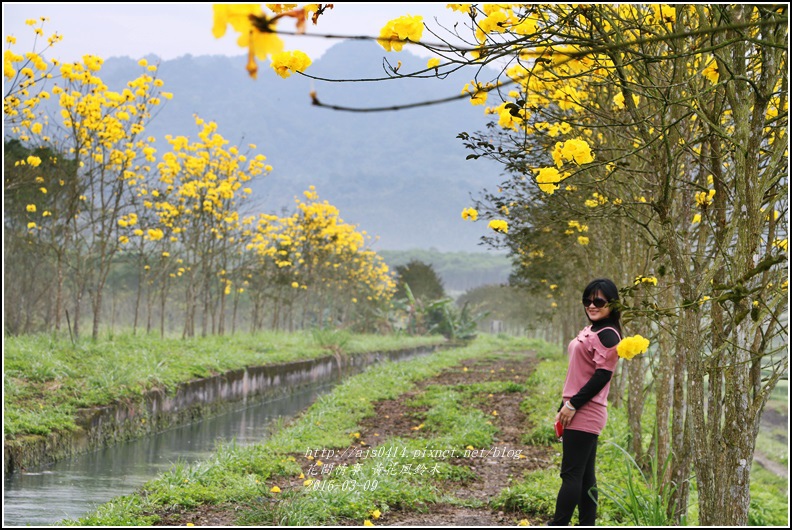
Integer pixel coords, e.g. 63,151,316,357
61,334,539,526
4,330,444,438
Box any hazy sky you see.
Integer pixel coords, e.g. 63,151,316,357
3,3,463,64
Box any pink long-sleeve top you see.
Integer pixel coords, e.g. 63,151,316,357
561,325,620,435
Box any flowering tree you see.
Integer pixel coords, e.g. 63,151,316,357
147,117,271,337
243,186,396,332
213,3,787,524
5,20,173,339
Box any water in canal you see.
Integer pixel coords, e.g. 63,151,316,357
3,380,337,526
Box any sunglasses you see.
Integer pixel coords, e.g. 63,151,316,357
582,297,609,308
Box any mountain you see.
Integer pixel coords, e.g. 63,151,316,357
89,41,507,251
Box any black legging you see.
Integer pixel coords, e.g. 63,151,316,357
547,429,599,526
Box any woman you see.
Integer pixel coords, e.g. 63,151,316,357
548,278,622,526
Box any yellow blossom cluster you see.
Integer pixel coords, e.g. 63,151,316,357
634,275,658,286
552,138,595,167
695,189,716,208
613,91,641,110
377,14,424,52
7,32,173,255
271,50,312,78
566,220,588,234
488,219,508,233
246,186,396,307
461,207,478,221
533,167,567,195
584,192,609,208
617,334,650,360
702,58,719,84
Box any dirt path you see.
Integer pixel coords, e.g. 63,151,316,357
354,354,555,526
154,352,556,526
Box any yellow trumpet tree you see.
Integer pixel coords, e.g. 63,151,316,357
243,186,395,332
151,117,272,338
5,20,172,339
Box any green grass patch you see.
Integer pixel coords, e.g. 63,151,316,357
749,464,789,526
4,331,444,438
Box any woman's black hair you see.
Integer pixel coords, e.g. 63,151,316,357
582,278,622,334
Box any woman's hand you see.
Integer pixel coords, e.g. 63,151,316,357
556,404,576,427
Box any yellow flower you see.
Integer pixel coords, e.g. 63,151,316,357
447,4,472,13
461,82,488,105
634,275,658,286
427,57,440,69
695,189,715,207
26,204,36,213
702,59,719,83
519,520,530,526
26,155,42,167
27,221,37,229
461,207,478,221
371,509,381,520
488,219,508,234
558,138,594,165
364,521,375,527
377,15,424,52
617,335,650,360
292,281,299,288
577,236,589,246
270,485,281,493
212,4,284,78
692,213,702,224
534,166,564,194
271,50,312,78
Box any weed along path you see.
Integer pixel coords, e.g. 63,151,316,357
129,339,559,527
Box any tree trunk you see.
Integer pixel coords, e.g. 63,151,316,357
626,354,646,462
654,311,674,512
55,253,64,332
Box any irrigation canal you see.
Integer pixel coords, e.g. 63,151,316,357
4,346,436,526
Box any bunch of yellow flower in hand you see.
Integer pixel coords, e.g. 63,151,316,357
617,335,650,360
